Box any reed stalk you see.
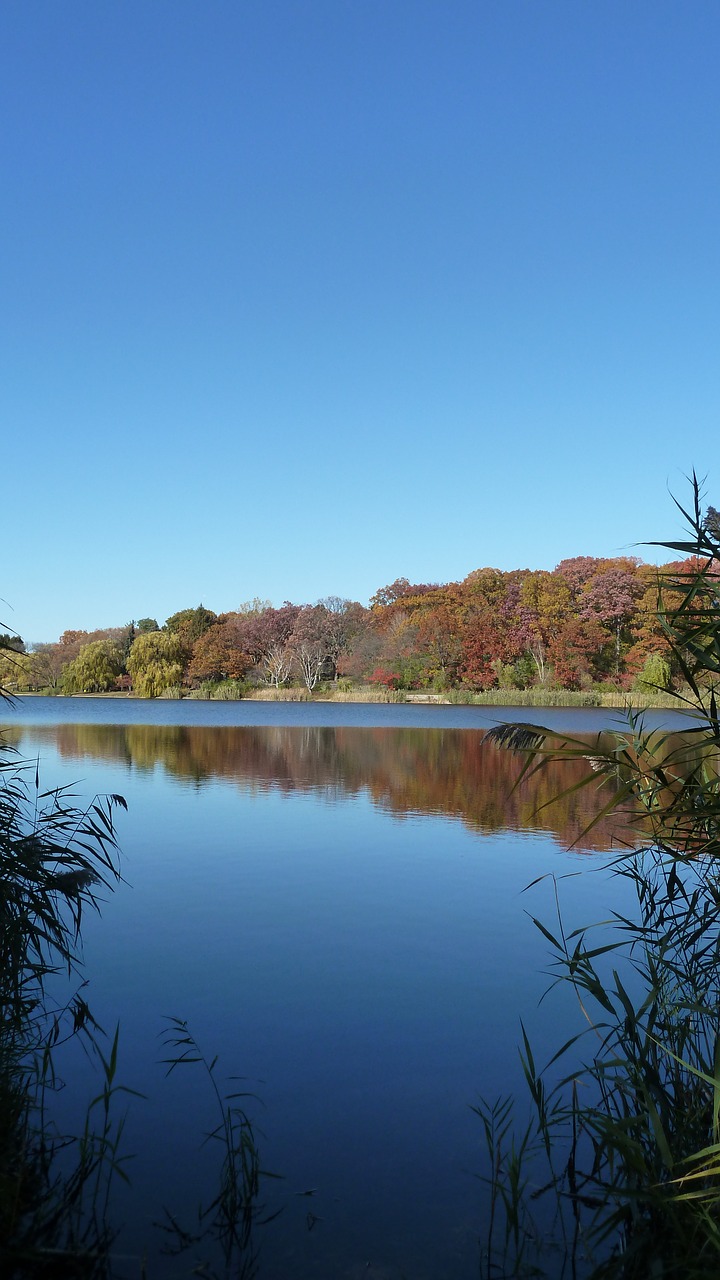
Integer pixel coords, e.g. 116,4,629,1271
0,684,131,1276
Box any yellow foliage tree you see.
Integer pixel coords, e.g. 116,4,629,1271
127,631,185,698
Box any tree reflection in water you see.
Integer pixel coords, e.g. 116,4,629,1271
7,720,640,852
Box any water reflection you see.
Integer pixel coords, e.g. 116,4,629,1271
2,715,669,1278
7,721,630,851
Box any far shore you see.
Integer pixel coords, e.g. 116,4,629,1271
13,688,682,710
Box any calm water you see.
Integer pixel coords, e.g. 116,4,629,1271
1,698,679,1278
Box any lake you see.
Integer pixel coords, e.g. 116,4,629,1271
0,697,688,1278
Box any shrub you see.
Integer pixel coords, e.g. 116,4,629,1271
633,651,672,693
210,679,247,700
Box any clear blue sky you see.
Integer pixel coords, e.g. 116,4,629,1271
2,1,718,643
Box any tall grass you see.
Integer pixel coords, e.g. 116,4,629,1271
445,688,682,708
247,683,408,702
0,699,131,1275
245,685,312,701
478,477,720,1277
448,688,603,707
315,684,408,703
0,694,280,1275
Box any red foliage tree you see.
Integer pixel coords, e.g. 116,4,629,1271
580,566,644,675
187,621,251,684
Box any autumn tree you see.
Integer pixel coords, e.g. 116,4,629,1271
458,569,523,689
366,582,453,688
545,615,608,688
236,598,273,616
26,643,65,689
580,565,644,676
337,616,383,682
414,600,463,686
56,630,91,667
232,604,300,687
315,597,366,680
372,585,463,688
624,564,668,674
461,615,511,689
52,627,127,680
187,619,251,684
370,578,438,609
370,578,412,609
516,571,573,685
626,556,717,679
555,556,603,600
292,605,332,692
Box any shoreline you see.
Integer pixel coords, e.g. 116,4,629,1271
14,688,681,710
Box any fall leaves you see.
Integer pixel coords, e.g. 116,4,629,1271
4,555,702,697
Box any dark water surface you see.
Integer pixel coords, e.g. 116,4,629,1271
1,699,676,1278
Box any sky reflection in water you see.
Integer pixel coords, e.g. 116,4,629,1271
3,708,639,1278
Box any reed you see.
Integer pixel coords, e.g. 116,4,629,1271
478,476,720,1277
0,696,131,1276
448,688,682,708
156,1018,282,1280
315,684,407,703
450,688,603,707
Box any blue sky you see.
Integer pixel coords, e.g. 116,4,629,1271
2,1,718,643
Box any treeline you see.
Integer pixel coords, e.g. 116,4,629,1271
3,550,718,698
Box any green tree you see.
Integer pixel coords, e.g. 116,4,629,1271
0,649,35,691
164,605,217,645
633,650,672,693
0,633,24,653
703,504,720,538
61,640,124,693
128,631,184,698
122,621,136,663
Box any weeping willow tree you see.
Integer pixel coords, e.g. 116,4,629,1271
479,477,720,1279
61,638,125,694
